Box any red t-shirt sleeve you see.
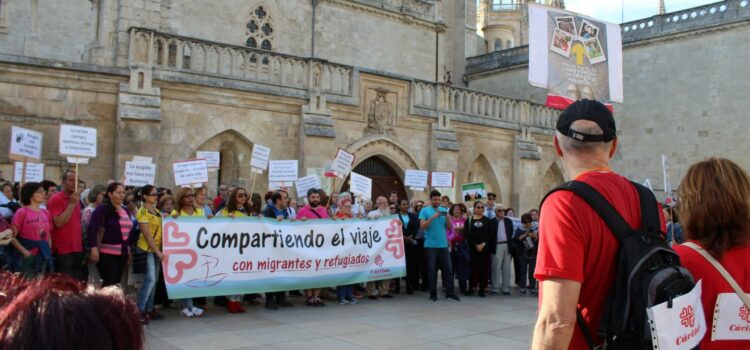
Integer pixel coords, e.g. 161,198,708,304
46,194,64,217
535,191,586,283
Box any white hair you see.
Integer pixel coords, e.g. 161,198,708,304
557,120,612,154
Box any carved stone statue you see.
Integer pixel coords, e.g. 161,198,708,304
365,90,395,136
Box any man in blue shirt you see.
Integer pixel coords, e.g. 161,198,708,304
419,190,460,302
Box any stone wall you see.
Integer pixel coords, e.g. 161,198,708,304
465,16,750,194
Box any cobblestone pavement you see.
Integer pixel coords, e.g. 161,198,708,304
146,287,538,350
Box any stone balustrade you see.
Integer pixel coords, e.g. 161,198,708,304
128,27,353,97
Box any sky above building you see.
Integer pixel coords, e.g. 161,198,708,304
564,0,720,23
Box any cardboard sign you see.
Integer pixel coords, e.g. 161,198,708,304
330,148,355,178
404,169,428,190
59,125,97,158
124,161,156,187
14,162,44,182
647,280,706,350
269,160,298,183
296,174,322,199
173,159,209,186
431,172,454,188
250,144,271,171
10,126,43,161
196,151,220,169
349,172,372,200
712,292,750,340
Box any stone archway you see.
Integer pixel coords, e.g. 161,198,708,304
341,156,407,202
539,162,565,203
342,135,421,199
194,130,255,195
462,154,502,204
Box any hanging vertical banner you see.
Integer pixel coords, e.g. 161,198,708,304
528,3,623,110
662,154,671,196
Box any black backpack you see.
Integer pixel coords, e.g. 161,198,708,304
541,180,695,350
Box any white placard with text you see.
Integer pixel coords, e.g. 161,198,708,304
269,160,298,183
296,174,322,198
59,125,97,158
250,144,271,171
350,172,373,200
330,148,355,178
10,126,43,161
404,169,428,190
196,151,221,169
431,172,454,188
173,159,209,186
124,161,157,187
14,162,44,182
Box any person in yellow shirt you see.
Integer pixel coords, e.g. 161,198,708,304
169,187,206,318
135,185,164,325
217,187,258,313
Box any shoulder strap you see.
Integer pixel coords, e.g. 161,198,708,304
630,181,660,233
683,242,750,309
542,181,632,242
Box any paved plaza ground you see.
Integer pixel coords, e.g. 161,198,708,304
145,287,539,350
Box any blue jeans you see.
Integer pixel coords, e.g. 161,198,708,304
336,285,354,300
425,247,455,296
136,251,161,312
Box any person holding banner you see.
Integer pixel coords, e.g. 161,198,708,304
672,158,750,349
217,187,256,313
365,196,394,300
333,196,359,305
398,199,420,295
193,185,214,219
260,190,294,310
169,187,207,318
134,185,167,324
88,182,138,287
48,171,87,282
9,182,54,276
420,190,460,302
297,188,329,307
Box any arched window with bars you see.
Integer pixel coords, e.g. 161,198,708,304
245,4,275,51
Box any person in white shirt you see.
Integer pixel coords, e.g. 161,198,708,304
490,203,514,295
366,196,393,299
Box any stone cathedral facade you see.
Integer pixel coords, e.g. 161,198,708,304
0,0,747,211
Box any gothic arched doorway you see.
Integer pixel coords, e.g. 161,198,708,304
342,156,407,202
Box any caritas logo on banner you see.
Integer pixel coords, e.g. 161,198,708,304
647,280,706,350
527,3,623,111
711,293,750,340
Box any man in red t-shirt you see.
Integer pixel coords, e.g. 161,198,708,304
47,170,87,282
531,100,665,350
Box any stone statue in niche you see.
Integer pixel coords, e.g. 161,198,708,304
365,90,395,136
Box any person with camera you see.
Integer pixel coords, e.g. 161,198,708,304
514,213,538,295
419,190,460,302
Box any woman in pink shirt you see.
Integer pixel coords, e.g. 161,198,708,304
448,204,470,295
11,182,54,275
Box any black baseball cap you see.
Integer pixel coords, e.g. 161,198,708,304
556,99,616,142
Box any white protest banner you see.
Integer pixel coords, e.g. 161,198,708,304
14,162,44,182
196,151,220,169
528,3,622,109
647,280,706,350
124,161,157,187
250,144,271,171
330,148,355,178
712,292,750,340
662,154,672,195
161,215,406,299
59,124,97,158
431,172,454,188
173,159,209,186
349,172,373,200
269,160,298,183
296,174,322,198
10,126,43,161
404,169,428,191
132,156,153,164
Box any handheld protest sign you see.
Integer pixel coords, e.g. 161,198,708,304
60,125,97,192
250,144,271,172
430,171,454,189
124,161,156,187
14,162,44,183
196,151,220,169
10,126,43,161
173,159,209,187
268,160,298,183
296,174,322,199
349,172,372,200
461,182,487,202
330,148,355,179
404,169,428,192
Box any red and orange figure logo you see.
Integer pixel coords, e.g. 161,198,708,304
740,305,750,324
680,305,696,328
162,222,198,284
384,219,405,259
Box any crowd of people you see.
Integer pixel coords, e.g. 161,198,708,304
1,99,748,350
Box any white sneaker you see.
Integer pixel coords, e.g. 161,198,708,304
180,308,194,318
191,307,204,317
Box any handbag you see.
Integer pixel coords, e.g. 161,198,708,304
684,242,750,309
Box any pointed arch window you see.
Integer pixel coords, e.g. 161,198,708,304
245,4,275,51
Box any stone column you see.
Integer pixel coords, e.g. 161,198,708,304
430,114,460,201
512,127,542,213
298,89,336,195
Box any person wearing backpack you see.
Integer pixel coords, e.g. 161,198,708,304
531,100,694,350
672,158,750,349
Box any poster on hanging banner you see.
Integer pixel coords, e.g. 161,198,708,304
350,172,372,200
124,161,156,187
461,182,487,202
14,162,44,182
404,170,428,190
173,159,208,186
250,144,271,171
161,215,406,298
330,148,355,178
10,126,43,161
196,151,220,169
269,160,298,183
528,3,622,110
59,124,97,158
296,174,322,198
646,280,706,350
431,172,454,188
